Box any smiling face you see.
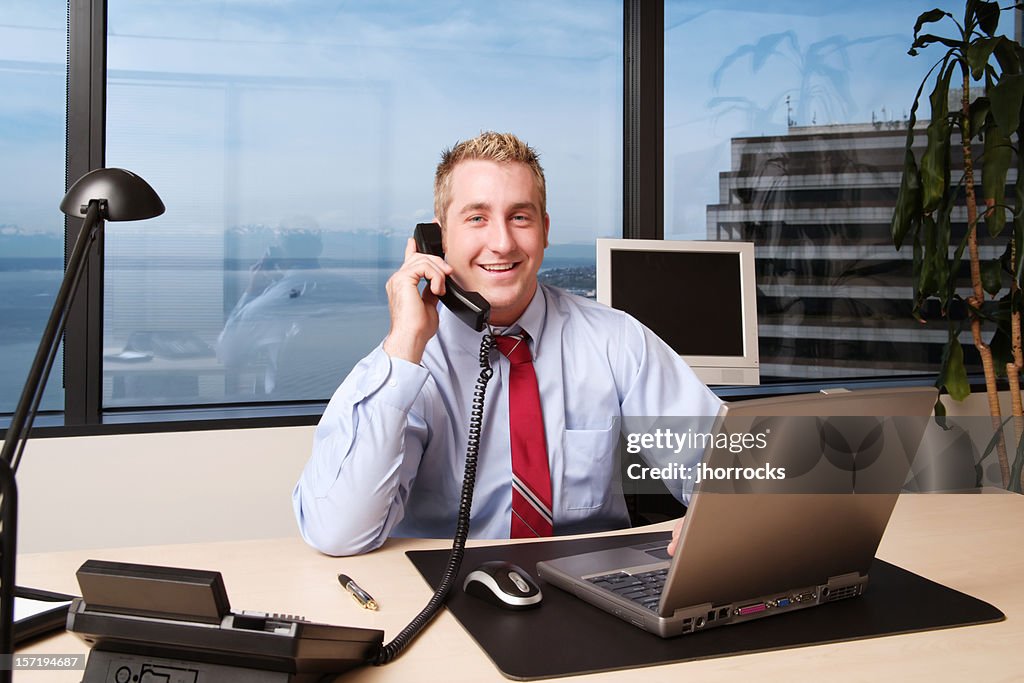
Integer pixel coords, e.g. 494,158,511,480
440,159,549,327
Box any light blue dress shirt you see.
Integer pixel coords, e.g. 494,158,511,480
292,284,723,556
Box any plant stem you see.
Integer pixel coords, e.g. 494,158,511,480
961,63,1011,485
1008,245,1022,488
1008,238,1023,424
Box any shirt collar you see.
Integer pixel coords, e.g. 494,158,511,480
490,285,547,361
437,283,548,361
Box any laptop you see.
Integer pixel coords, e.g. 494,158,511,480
536,387,937,638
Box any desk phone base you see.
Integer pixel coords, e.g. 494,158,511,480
81,650,305,683
66,560,383,682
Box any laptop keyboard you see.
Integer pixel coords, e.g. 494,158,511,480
586,567,668,612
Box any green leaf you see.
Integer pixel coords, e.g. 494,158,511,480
921,215,939,296
1011,461,1024,494
933,191,953,304
1014,168,1024,283
951,219,972,289
971,296,1006,324
978,416,1014,467
914,9,951,38
1011,430,1024,492
982,258,1004,295
982,118,1011,236
974,1,1001,36
911,34,965,53
968,96,990,139
992,36,1022,75
939,334,971,401
999,239,1013,273
917,232,933,323
988,73,1024,134
920,63,954,212
891,149,922,249
894,58,950,254
967,37,1001,80
989,324,1012,376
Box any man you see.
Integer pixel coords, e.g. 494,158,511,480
293,131,721,556
218,222,324,397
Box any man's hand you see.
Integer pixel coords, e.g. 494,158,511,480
667,516,685,557
382,238,454,364
245,248,282,295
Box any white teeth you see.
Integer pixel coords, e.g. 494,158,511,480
482,264,515,272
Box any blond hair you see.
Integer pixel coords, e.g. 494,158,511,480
434,131,546,226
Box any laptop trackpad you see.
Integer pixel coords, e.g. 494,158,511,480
632,541,671,561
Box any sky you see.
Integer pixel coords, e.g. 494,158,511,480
0,1,999,246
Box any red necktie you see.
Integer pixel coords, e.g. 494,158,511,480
496,334,554,537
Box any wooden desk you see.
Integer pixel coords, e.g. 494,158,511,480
14,493,1022,682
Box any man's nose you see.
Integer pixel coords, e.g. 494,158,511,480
487,220,515,253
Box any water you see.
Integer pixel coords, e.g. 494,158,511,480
0,265,64,413
0,258,596,413
0,262,393,411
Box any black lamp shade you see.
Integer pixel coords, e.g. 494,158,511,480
60,168,165,222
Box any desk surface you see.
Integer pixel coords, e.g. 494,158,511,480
14,492,1023,682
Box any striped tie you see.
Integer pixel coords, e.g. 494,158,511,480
496,334,554,538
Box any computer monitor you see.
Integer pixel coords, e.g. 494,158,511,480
595,239,759,386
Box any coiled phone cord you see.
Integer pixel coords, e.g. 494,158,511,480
372,332,496,665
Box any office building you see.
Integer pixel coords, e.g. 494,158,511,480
705,119,1002,381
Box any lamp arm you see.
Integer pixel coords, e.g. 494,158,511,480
0,206,99,678
0,199,104,472
0,458,16,665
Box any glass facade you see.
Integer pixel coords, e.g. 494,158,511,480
664,1,970,382
6,2,1010,424
102,0,622,407
0,2,68,414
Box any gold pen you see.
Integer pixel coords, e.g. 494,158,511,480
338,573,379,610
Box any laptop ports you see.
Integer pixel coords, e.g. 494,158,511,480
735,602,768,617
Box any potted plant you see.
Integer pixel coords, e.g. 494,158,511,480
891,0,1024,490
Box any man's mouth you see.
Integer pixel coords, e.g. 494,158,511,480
480,263,517,272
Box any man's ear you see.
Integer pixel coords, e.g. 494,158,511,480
433,216,445,253
543,213,550,248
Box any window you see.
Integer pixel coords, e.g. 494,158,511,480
665,1,956,382
7,2,980,430
0,2,67,414
102,0,622,408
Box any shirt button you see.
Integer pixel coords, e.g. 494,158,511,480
388,379,397,387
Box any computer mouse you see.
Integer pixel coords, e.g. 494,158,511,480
463,561,543,610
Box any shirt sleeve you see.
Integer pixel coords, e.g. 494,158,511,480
617,316,723,505
292,345,431,555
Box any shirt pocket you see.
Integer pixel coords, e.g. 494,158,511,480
561,424,619,510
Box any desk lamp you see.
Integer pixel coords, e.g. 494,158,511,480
0,168,164,668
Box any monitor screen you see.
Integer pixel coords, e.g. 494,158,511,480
596,239,759,386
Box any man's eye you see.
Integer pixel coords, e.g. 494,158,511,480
512,214,529,222
468,216,485,223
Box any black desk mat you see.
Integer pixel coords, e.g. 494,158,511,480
407,531,1004,680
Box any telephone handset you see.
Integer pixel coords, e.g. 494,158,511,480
414,222,491,331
